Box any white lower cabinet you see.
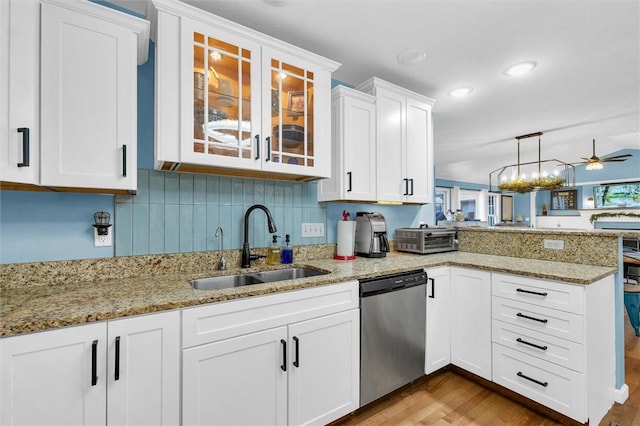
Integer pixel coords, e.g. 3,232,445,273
450,267,492,380
424,266,451,375
491,272,615,424
181,281,360,426
0,311,180,426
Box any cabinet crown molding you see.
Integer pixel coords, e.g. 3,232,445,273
149,0,340,72
357,76,436,107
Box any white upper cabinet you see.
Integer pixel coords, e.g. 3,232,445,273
357,77,435,203
318,86,377,202
1,0,39,185
1,0,149,192
152,0,340,181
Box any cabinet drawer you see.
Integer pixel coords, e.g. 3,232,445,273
492,320,584,372
492,296,584,343
182,281,359,348
492,273,584,315
492,344,586,422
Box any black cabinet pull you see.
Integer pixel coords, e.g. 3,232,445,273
428,277,435,299
516,312,548,324
517,371,548,387
122,145,127,177
403,178,409,195
516,337,548,351
347,172,352,192
254,134,260,160
91,340,98,386
17,127,30,167
409,178,414,195
516,288,548,297
114,336,121,381
265,137,271,162
280,339,287,371
293,336,300,368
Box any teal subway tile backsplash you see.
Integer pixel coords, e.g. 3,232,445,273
115,170,327,257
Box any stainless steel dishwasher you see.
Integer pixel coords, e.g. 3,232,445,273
359,269,427,407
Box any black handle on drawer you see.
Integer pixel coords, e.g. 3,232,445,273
516,312,548,324
516,337,548,351
17,128,30,167
293,336,300,368
409,178,414,196
516,288,548,297
428,277,435,298
255,134,260,160
347,172,352,192
517,371,548,387
403,178,409,195
114,336,121,381
91,340,98,386
122,145,127,177
280,339,287,371
266,137,271,162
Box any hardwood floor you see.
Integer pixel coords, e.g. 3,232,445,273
334,320,640,426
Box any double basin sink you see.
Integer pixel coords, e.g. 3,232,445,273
190,267,329,291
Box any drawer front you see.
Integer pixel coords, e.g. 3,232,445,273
492,344,586,422
492,273,584,315
492,296,584,343
492,320,584,372
182,281,359,348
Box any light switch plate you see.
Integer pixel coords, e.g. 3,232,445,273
543,239,564,250
301,223,325,237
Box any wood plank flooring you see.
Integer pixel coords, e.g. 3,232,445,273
333,320,640,426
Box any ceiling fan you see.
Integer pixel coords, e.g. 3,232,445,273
576,139,632,170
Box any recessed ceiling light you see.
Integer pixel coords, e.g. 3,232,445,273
397,48,427,65
504,61,537,77
448,87,473,98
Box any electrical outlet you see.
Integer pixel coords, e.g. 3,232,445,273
301,223,325,237
94,228,112,247
543,239,564,250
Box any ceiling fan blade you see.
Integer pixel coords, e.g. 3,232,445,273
602,154,632,160
580,157,592,162
601,158,628,162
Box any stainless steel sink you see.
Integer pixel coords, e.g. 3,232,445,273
190,274,265,290
251,267,328,282
190,267,329,290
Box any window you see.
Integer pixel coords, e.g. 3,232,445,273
435,187,451,221
459,189,480,220
487,193,499,226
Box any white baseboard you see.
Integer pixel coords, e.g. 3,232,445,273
612,384,629,403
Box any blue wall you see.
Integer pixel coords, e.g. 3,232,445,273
0,7,432,264
534,149,640,214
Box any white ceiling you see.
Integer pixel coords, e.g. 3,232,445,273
117,0,640,185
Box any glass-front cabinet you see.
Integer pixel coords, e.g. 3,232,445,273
154,0,339,180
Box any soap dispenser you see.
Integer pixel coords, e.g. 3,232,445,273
281,234,293,264
266,235,282,265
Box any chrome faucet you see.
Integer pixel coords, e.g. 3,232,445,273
242,204,277,268
214,226,227,270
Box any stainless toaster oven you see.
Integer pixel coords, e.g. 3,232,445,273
395,227,458,254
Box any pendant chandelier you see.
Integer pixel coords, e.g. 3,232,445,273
489,132,576,194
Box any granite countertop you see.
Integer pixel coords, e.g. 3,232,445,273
0,251,618,337
459,226,640,238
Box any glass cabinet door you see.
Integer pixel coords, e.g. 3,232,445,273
266,56,316,170
190,29,258,166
